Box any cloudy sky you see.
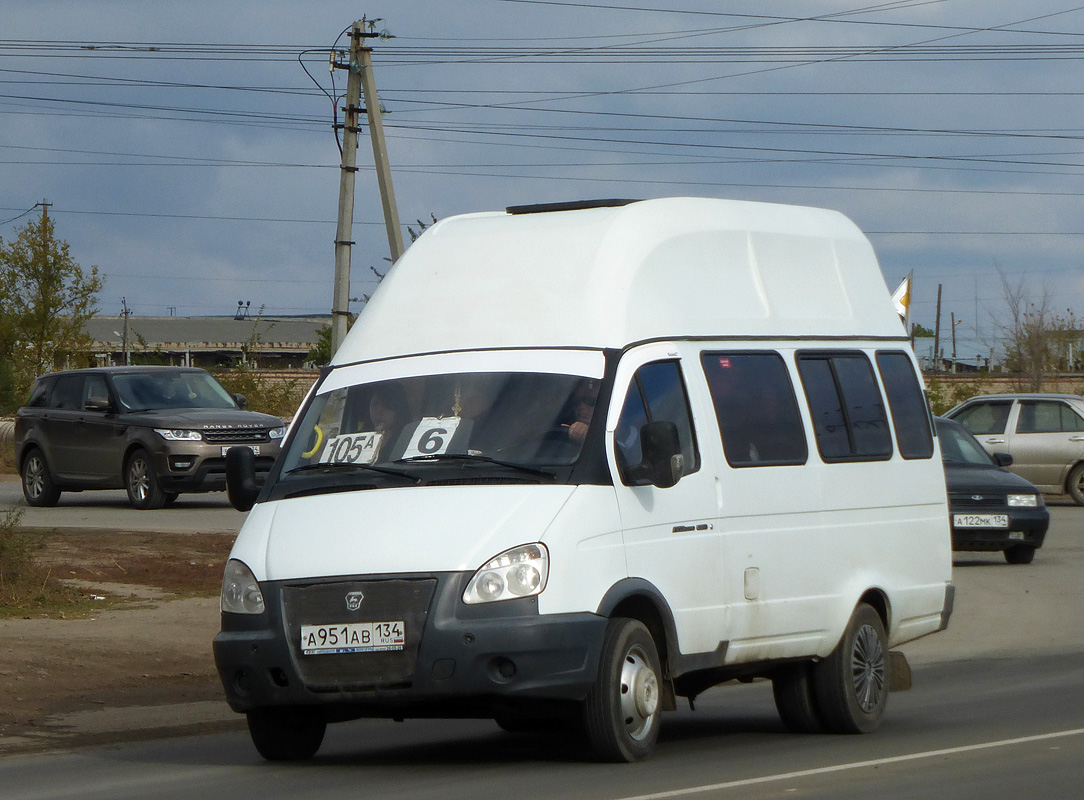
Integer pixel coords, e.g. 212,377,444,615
3,1,1084,363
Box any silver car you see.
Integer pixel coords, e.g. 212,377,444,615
945,393,1084,505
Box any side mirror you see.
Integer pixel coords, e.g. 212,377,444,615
84,397,112,413
640,420,684,489
225,445,261,511
993,452,1014,468
232,393,248,409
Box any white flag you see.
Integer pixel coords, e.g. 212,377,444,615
891,274,911,320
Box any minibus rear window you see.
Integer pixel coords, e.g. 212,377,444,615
875,351,934,459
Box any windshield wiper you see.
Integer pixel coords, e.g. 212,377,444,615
286,462,421,484
395,453,555,481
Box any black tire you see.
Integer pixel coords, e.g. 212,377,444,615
812,603,888,734
163,492,180,507
125,449,167,510
1067,463,1084,506
582,618,663,762
246,707,326,761
1005,544,1036,565
21,448,61,507
772,662,824,733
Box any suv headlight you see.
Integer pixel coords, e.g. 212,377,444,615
268,426,286,440
155,428,202,441
463,543,549,604
221,559,266,614
1008,493,1041,507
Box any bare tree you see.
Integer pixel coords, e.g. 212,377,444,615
996,273,1077,391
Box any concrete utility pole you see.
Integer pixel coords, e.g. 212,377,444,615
330,19,403,356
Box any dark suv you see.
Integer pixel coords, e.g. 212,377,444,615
15,366,286,509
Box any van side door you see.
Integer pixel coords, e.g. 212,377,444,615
608,345,727,658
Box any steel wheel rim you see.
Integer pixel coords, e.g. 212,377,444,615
129,458,150,501
619,645,659,741
25,456,45,498
851,623,885,713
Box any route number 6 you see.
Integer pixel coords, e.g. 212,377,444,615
402,416,462,458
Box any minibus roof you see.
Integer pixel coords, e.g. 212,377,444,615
334,197,905,365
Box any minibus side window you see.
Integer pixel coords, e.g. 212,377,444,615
798,352,892,462
614,360,700,485
701,352,807,467
875,351,934,459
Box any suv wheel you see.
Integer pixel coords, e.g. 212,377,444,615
21,448,61,507
126,448,167,510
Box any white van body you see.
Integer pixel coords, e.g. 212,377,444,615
215,197,953,762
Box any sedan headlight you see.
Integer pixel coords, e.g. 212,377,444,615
154,428,202,441
221,559,266,614
1007,493,1041,507
268,426,287,440
463,543,549,604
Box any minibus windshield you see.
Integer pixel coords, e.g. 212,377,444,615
281,371,601,475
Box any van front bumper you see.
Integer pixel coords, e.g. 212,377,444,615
213,572,607,719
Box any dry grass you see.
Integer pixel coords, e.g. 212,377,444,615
1,527,231,619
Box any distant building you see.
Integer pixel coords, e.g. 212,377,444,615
85,315,328,369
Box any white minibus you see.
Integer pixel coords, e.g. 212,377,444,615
215,197,954,762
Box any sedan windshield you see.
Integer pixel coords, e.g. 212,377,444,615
939,421,995,466
282,370,600,473
112,371,238,412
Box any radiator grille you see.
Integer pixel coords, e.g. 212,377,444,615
282,578,437,692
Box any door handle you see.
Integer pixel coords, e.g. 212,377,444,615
984,437,1005,444
1070,435,1084,442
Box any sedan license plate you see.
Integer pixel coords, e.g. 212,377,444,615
300,621,405,655
221,445,260,457
953,513,1008,528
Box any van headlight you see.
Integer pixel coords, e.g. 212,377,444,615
221,559,266,614
463,543,549,604
1007,493,1041,507
155,428,202,441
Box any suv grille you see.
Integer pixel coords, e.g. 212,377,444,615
202,426,269,444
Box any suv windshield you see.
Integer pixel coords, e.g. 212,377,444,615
282,370,601,474
112,371,238,412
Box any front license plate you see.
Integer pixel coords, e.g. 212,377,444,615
300,621,406,655
953,513,1009,528
221,445,260,457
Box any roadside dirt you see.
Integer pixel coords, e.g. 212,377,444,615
0,531,236,751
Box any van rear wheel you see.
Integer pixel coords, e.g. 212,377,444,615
772,662,823,733
246,707,326,761
812,603,887,734
582,618,662,762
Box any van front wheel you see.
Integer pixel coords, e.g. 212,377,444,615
582,618,662,762
246,707,326,761
812,603,887,734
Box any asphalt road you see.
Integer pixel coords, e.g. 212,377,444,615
0,477,245,534
1,484,1082,798
1,653,1082,800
